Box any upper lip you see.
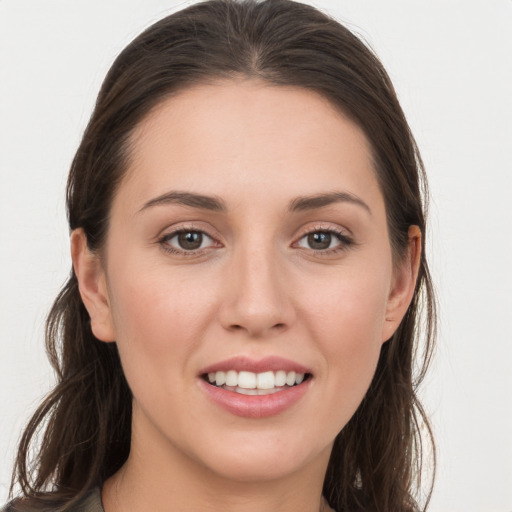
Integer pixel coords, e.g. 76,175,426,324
199,355,312,375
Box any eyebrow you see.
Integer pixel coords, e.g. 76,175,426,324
138,190,371,215
288,192,371,215
139,191,227,213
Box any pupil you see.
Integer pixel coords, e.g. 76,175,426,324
178,231,202,250
308,232,331,250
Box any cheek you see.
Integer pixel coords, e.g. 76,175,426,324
105,264,224,428
106,261,220,374
300,262,390,348
297,262,390,409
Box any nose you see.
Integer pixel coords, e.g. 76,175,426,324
218,244,296,338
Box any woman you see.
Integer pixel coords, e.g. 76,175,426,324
5,0,436,511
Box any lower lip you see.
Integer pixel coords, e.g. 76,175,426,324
199,378,311,419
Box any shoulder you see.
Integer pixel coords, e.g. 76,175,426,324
67,488,104,512
1,488,103,512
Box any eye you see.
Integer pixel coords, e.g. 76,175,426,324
159,229,218,254
295,228,353,253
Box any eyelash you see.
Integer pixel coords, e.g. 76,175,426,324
157,225,354,257
158,226,220,256
294,226,354,256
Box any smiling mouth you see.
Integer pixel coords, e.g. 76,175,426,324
202,370,312,396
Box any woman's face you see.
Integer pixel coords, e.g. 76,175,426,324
76,80,416,484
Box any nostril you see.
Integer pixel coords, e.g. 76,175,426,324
228,322,286,332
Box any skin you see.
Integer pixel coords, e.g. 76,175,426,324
72,80,420,512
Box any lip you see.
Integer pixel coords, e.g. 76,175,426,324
198,377,311,419
199,355,312,375
198,355,313,419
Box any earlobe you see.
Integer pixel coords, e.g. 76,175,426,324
381,225,422,343
71,229,116,342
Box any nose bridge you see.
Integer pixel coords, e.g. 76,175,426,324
219,235,293,336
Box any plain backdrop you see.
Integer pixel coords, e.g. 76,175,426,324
1,1,511,511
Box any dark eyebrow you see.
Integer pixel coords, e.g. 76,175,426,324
138,191,227,213
288,191,371,215
138,190,370,215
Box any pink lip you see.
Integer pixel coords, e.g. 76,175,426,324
198,377,311,419
198,356,312,419
198,356,312,418
199,355,311,375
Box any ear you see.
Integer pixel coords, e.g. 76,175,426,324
381,225,422,343
71,229,116,342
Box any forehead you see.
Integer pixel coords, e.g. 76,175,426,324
131,79,369,160
118,79,383,214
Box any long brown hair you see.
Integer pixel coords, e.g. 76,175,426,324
10,1,436,511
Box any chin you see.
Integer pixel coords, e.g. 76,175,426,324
186,428,334,484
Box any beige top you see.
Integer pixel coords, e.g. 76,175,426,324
70,488,104,512
1,488,102,512
2,488,336,512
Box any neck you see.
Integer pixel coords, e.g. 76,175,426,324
102,411,333,512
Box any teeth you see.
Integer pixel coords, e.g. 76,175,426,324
234,386,282,395
207,370,306,390
285,371,296,386
225,370,237,387
275,370,287,387
238,371,257,389
233,387,258,395
257,371,274,389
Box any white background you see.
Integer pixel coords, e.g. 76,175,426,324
1,1,511,510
